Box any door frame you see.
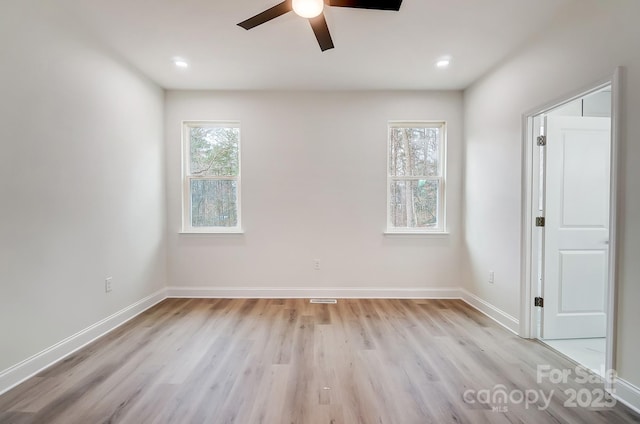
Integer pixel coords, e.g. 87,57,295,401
520,68,622,389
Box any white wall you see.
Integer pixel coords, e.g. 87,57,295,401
165,91,463,292
0,2,166,372
464,0,640,388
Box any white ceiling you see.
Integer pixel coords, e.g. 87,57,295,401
60,0,575,90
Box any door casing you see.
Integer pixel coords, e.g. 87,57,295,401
520,68,622,390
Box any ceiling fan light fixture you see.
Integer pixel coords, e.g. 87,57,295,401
237,0,402,51
292,0,324,18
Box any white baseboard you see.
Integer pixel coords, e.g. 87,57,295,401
165,286,462,299
0,288,167,396
613,377,640,415
167,286,520,334
460,288,519,334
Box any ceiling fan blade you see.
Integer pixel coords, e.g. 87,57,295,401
309,13,334,51
237,0,293,30
328,0,402,11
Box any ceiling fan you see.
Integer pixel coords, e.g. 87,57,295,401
237,0,403,52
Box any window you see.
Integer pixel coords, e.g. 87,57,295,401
387,122,446,233
182,121,241,233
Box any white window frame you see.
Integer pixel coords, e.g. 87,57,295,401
181,121,242,234
386,121,447,234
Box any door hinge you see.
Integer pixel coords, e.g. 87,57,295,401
536,217,545,227
537,135,547,146
534,297,544,307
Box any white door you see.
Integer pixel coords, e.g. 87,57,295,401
542,116,611,339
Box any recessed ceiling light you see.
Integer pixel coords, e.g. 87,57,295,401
173,58,189,68
436,57,452,69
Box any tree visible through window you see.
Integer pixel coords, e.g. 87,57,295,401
387,122,445,232
183,122,241,232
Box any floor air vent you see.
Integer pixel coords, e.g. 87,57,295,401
310,299,337,304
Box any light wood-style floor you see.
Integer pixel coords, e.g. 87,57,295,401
1,298,638,424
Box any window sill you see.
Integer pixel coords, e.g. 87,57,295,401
384,231,449,236
180,229,245,235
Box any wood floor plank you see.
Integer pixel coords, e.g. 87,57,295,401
0,411,33,424
1,298,639,424
246,364,290,424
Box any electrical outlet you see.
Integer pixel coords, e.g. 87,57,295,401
488,271,495,284
313,259,321,270
105,277,113,293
